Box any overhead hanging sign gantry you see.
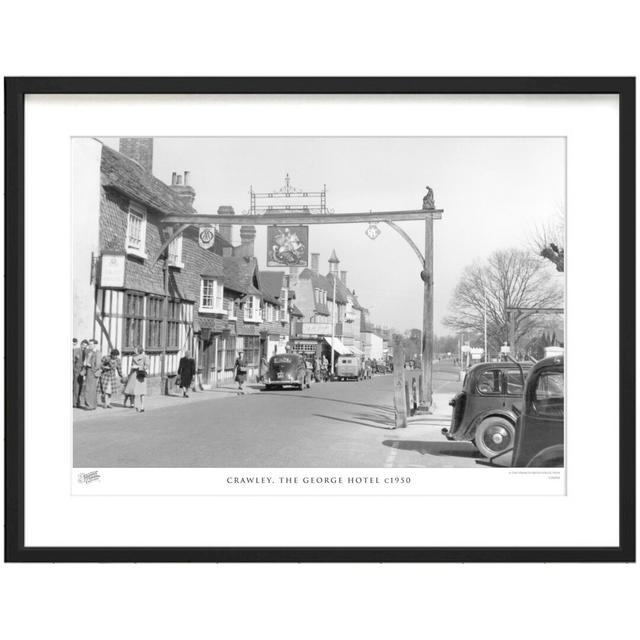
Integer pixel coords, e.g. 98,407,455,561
156,181,443,410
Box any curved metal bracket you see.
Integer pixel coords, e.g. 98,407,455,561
153,222,193,265
383,220,425,268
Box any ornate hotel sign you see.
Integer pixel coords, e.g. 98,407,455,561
198,224,217,250
99,253,125,288
267,225,309,267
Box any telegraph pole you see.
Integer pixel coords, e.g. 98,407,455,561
330,274,337,376
483,286,488,362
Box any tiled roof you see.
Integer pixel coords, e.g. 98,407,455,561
100,144,192,216
298,268,348,304
222,257,279,304
201,260,224,278
223,256,262,296
258,270,285,300
326,273,350,304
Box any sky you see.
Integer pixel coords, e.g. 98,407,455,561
101,137,565,334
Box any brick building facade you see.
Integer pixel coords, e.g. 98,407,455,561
87,138,293,394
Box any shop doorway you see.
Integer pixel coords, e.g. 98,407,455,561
198,332,216,386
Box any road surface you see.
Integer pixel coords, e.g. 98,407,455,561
74,361,486,468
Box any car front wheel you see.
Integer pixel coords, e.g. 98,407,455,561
474,417,515,459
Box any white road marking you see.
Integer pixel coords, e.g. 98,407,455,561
384,440,400,468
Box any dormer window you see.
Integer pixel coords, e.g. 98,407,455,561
126,201,148,259
167,235,184,268
199,277,224,313
244,295,262,323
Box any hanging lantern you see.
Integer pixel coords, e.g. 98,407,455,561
365,222,381,240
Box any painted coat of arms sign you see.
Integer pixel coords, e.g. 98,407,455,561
266,225,309,267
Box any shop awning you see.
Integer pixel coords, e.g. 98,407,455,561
323,336,351,355
348,346,364,356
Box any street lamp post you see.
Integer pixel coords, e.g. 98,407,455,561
330,274,337,376
483,285,488,363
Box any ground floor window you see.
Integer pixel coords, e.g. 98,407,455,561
123,292,145,350
294,342,317,354
167,299,181,349
225,336,236,370
243,336,260,366
122,292,188,353
146,295,163,350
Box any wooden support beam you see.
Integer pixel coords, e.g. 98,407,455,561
161,209,443,226
393,340,407,429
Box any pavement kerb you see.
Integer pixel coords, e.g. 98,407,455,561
73,383,262,422
405,393,452,428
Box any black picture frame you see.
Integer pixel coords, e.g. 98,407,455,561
4,77,635,563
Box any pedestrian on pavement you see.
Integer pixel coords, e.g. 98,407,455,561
82,339,101,410
234,351,248,395
124,345,148,412
99,348,123,408
321,354,329,381
73,338,86,407
259,354,268,383
177,350,196,398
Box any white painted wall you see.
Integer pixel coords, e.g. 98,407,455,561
72,138,102,341
362,332,384,360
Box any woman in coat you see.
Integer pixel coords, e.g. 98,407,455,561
234,351,248,395
177,351,196,398
123,345,149,412
98,348,123,408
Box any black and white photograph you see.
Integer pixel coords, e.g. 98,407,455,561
7,77,632,563
72,136,566,474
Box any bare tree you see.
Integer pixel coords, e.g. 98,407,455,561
532,213,565,272
444,248,564,354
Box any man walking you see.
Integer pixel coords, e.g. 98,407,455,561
73,339,83,407
74,339,88,407
82,339,101,410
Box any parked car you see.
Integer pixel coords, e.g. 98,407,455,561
263,353,311,391
335,355,361,381
511,356,564,467
442,361,533,458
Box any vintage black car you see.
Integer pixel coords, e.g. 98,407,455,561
443,361,532,458
263,353,311,391
511,355,564,467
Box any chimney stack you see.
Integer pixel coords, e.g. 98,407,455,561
169,170,196,208
311,253,320,275
217,205,235,244
340,270,347,286
238,224,256,257
119,137,153,173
